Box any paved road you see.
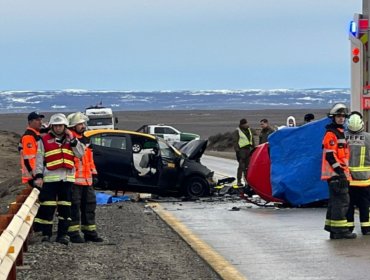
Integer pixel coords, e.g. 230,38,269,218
159,155,370,280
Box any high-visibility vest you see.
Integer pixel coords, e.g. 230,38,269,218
42,133,75,170
237,128,252,148
321,127,351,180
71,131,97,186
19,127,41,183
347,131,370,186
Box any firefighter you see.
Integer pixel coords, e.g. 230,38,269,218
33,113,85,245
346,112,370,235
233,118,255,186
321,103,356,239
67,112,103,243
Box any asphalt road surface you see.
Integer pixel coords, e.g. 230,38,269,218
157,155,370,280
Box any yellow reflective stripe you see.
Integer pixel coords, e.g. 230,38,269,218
361,221,370,227
347,222,355,227
58,216,72,221
57,201,72,206
40,201,57,206
325,219,348,227
68,225,80,232
34,217,54,224
360,146,366,167
81,224,97,231
62,149,74,156
349,167,370,172
350,179,370,186
47,159,64,167
63,159,74,166
45,149,62,157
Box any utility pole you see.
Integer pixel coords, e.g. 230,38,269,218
349,0,370,130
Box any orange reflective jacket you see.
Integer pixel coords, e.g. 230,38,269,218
19,127,41,183
72,131,97,186
321,126,351,180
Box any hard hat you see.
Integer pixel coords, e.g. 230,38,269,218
348,113,364,132
328,103,349,117
49,113,69,126
67,112,89,127
286,116,296,127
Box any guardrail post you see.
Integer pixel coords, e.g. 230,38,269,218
0,214,14,234
7,203,23,215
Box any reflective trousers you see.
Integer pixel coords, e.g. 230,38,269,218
324,180,350,234
68,184,98,238
34,181,72,237
347,186,370,234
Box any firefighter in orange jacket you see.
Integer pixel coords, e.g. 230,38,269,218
34,113,85,245
321,103,356,239
67,112,103,243
18,111,45,186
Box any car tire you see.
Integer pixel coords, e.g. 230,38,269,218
132,143,142,153
183,176,209,197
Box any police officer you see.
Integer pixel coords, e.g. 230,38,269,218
67,112,103,243
34,113,85,245
321,103,356,239
346,112,370,235
233,118,255,186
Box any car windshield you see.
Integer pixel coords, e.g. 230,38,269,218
157,139,180,159
87,118,112,126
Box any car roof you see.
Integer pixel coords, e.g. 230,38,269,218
84,129,156,139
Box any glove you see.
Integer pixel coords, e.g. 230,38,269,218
92,174,99,187
338,176,349,190
330,177,348,194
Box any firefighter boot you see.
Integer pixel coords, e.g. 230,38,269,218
85,234,103,242
330,232,357,239
69,234,85,243
56,235,70,245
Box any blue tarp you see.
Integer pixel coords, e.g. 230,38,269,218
96,192,130,205
269,117,332,206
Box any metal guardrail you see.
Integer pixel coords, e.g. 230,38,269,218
0,187,40,280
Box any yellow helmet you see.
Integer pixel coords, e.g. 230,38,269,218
67,112,89,127
348,112,364,132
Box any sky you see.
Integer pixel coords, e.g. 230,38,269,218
0,1,363,91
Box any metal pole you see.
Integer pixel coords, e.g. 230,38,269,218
364,0,370,18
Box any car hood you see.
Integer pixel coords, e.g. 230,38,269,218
178,139,208,160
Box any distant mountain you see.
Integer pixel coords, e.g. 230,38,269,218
0,88,350,113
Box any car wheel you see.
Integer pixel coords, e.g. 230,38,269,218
183,176,209,197
132,143,142,153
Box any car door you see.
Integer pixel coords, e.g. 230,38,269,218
156,139,181,189
154,126,180,144
90,132,132,182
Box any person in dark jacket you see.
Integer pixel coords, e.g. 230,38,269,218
304,113,315,123
259,119,275,144
233,118,255,186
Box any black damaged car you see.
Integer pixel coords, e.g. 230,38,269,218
84,129,215,197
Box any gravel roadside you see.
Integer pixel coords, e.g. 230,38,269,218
17,200,222,280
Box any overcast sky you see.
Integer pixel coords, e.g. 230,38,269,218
0,1,362,91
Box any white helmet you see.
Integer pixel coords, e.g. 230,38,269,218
49,113,69,126
348,112,364,132
328,103,349,117
67,112,89,127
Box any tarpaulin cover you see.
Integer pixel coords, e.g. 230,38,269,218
96,192,130,205
268,117,331,206
247,143,284,203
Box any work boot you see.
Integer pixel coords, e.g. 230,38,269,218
56,235,70,245
330,232,357,239
41,235,51,243
85,235,103,242
362,231,370,236
69,234,85,243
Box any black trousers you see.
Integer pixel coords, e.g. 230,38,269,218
35,181,72,237
236,146,252,184
324,180,351,234
68,184,98,238
347,186,370,234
